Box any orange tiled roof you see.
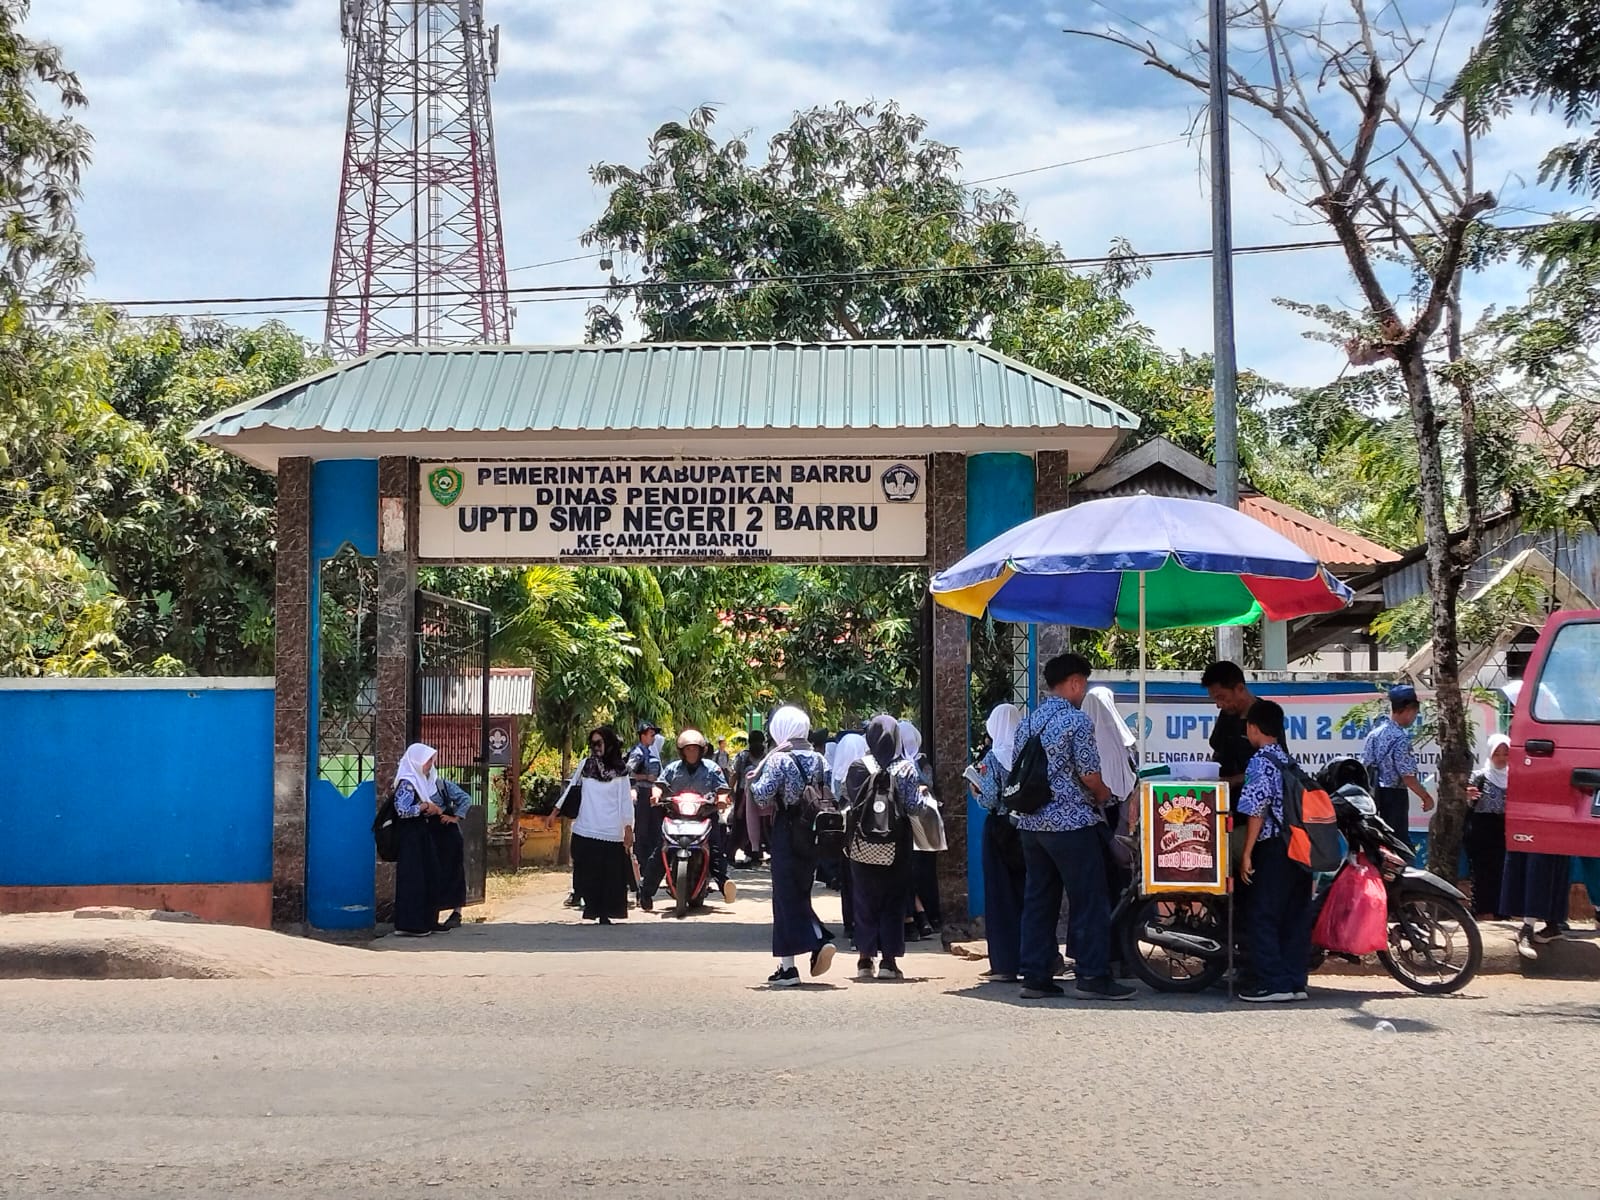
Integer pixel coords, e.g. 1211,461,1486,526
1240,494,1401,573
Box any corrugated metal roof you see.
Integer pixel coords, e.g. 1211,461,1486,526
418,668,536,717
192,341,1141,471
1074,436,1403,574
1240,495,1402,574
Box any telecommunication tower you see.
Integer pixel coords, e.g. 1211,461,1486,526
325,0,511,356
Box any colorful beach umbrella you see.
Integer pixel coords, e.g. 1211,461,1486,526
931,494,1354,772
930,494,1354,628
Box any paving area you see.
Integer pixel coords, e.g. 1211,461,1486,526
3,869,1600,1196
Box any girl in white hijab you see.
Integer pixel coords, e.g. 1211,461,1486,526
748,705,836,985
1083,687,1138,806
1466,733,1511,921
896,718,940,938
391,743,444,937
972,703,1026,982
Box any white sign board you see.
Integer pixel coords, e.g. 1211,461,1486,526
419,459,927,563
1105,686,1499,833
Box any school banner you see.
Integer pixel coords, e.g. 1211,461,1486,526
418,458,927,562
1104,683,1499,834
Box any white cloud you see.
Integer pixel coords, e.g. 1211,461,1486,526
29,0,1569,391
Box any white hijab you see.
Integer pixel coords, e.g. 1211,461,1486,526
1083,687,1138,802
897,719,923,761
1480,733,1510,791
986,703,1024,773
395,742,439,800
768,705,811,749
832,732,870,783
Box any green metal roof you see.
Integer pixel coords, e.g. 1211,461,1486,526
194,341,1140,472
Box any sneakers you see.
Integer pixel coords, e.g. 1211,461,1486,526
1533,923,1566,945
441,910,462,930
768,966,801,988
396,929,432,938
978,969,1018,983
856,960,875,981
810,943,837,978
721,878,737,904
562,892,580,909
1020,979,1066,999
1516,927,1539,960
1075,976,1136,1002
1294,990,1310,1001
638,893,654,913
878,962,905,981
1238,988,1297,1003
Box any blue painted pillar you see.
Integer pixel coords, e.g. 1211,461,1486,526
307,459,379,929
964,453,1037,917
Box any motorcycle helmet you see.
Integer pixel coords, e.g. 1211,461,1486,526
676,729,709,752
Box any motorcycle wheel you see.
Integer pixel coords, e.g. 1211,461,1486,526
1377,893,1482,994
1119,894,1230,993
674,859,692,919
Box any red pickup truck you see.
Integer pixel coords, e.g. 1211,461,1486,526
1507,610,1600,856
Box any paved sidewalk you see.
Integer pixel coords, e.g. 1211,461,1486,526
4,870,1598,982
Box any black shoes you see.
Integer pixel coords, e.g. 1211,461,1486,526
810,943,837,977
442,910,462,930
768,966,801,988
1020,979,1065,999
1075,976,1136,1002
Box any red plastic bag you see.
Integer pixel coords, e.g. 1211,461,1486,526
1312,854,1390,955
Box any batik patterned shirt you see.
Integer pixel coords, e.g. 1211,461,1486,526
1237,742,1292,841
1470,772,1507,815
748,746,832,814
1363,719,1419,788
1013,698,1104,833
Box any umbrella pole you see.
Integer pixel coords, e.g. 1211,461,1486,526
1137,570,1147,775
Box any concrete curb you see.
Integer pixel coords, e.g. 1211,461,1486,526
950,922,1600,982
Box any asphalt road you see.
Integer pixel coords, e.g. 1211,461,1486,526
3,871,1598,1198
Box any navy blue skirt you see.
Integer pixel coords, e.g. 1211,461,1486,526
1500,850,1570,924
770,815,825,958
393,818,440,934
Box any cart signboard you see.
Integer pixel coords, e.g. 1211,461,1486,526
1140,781,1230,895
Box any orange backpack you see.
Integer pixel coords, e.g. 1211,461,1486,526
1281,760,1342,873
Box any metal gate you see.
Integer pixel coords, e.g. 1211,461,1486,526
412,590,492,906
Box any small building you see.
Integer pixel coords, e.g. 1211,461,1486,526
1071,436,1403,668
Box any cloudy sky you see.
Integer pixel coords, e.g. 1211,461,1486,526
34,0,1572,386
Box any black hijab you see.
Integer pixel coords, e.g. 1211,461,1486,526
582,725,626,781
864,714,900,766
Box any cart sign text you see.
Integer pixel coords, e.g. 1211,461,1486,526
419,459,927,562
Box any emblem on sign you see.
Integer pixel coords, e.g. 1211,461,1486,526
489,728,509,754
428,466,464,507
882,462,920,502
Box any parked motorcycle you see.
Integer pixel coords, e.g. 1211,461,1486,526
659,792,717,918
1115,768,1482,995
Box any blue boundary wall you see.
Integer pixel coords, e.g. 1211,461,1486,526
0,679,274,924
307,459,380,929
964,453,1036,917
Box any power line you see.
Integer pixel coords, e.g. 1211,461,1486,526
69,222,1563,319
964,136,1192,185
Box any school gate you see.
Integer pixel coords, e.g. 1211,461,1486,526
194,341,1140,929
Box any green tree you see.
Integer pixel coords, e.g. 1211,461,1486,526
1082,3,1504,877
0,4,123,674
56,316,331,674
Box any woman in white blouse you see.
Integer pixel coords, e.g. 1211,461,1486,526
567,725,636,924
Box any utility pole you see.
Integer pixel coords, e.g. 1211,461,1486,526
1209,0,1244,665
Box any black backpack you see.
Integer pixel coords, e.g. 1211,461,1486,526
1003,730,1054,816
788,753,846,858
372,792,401,862
851,754,906,844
